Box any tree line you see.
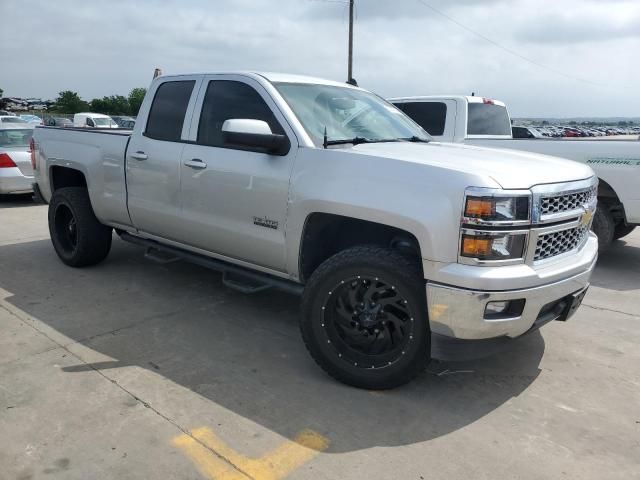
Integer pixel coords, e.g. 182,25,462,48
0,87,146,116
51,88,147,116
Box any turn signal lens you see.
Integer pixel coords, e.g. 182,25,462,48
465,198,494,218
463,193,530,223
461,236,492,257
0,153,17,168
460,233,526,261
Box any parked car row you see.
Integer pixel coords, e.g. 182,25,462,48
40,113,136,129
514,124,640,138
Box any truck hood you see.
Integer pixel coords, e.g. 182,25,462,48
350,141,595,189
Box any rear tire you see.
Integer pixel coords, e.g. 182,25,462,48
613,224,636,241
592,206,614,252
48,187,112,267
301,246,429,389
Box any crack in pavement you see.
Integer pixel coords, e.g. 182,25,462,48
582,302,640,319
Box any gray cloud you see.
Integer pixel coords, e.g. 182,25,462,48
516,10,640,44
0,0,638,117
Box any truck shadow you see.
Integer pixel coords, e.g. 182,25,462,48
0,193,36,208
0,238,545,453
590,237,640,292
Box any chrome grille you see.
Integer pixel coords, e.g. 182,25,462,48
540,186,597,215
534,226,589,261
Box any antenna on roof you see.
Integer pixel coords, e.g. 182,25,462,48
153,68,163,79
471,92,475,96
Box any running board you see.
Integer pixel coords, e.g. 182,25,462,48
144,247,181,264
120,232,303,296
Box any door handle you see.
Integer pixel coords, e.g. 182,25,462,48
184,158,207,169
130,151,148,161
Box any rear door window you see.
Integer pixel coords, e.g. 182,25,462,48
512,126,530,138
145,80,195,141
197,80,284,147
396,102,447,136
467,103,511,136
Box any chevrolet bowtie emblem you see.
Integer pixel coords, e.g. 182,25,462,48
580,205,594,228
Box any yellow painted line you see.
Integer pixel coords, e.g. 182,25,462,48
172,427,329,480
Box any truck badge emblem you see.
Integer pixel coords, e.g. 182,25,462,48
253,216,279,230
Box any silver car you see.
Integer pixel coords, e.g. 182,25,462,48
0,115,30,127
0,125,35,194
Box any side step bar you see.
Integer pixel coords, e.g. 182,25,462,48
119,232,304,296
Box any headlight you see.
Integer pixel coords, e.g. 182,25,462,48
460,230,527,261
459,188,532,265
463,191,530,224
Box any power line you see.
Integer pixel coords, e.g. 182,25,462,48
414,0,621,90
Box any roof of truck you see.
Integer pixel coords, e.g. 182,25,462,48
389,95,506,107
155,72,361,89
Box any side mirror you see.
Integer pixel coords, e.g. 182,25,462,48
222,119,290,156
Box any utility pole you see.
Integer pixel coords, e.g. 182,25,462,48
347,0,355,84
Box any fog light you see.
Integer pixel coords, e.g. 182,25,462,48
484,299,526,319
486,301,509,315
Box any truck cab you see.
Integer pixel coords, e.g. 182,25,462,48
392,95,512,142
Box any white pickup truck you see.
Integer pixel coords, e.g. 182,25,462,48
32,73,598,389
390,95,639,250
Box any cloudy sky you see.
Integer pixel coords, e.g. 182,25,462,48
1,0,639,117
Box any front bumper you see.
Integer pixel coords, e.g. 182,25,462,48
0,168,33,194
426,236,597,340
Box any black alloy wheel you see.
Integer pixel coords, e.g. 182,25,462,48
301,245,429,389
54,204,78,255
322,276,414,369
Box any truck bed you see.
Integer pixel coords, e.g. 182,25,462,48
34,126,133,228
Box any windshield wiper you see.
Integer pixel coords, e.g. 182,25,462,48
323,134,402,149
402,136,430,143
324,136,370,147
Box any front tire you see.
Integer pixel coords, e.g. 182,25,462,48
591,206,614,252
301,246,429,389
48,187,112,267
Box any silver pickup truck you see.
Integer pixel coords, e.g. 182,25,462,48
32,72,598,389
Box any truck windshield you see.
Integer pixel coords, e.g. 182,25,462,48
467,103,512,136
274,83,431,147
0,128,34,147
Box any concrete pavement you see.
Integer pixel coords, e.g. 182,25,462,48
1,197,638,479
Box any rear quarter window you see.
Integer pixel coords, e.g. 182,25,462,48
395,102,447,136
467,103,511,136
0,129,33,147
145,80,195,141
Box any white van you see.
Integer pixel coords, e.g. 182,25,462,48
73,113,118,129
